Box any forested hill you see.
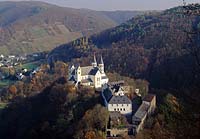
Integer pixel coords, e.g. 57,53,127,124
1,4,200,139
90,7,193,49
49,4,200,93
101,10,144,24
0,1,141,55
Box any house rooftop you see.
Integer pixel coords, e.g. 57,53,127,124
110,85,120,93
102,88,113,102
80,66,93,76
109,95,132,104
69,76,76,82
88,67,99,75
133,103,149,120
109,80,125,86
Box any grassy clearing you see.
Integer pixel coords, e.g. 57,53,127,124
21,62,39,70
16,61,42,70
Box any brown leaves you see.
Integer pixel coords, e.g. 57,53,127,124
8,85,17,95
75,104,109,139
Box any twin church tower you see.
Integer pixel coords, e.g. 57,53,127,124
68,54,109,88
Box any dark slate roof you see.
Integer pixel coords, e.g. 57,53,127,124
110,85,120,93
109,95,132,104
133,103,149,120
71,69,76,75
102,88,113,102
88,67,99,75
69,76,76,82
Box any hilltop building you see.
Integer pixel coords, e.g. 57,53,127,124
102,83,132,115
102,82,156,137
68,54,109,88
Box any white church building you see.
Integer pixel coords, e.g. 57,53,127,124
68,55,109,88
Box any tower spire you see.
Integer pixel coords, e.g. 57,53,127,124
92,53,97,67
100,55,104,65
94,53,97,64
99,55,104,73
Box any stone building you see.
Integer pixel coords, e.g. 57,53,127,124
68,54,109,88
102,83,132,115
132,94,156,134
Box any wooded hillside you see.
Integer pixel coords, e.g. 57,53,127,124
0,1,141,55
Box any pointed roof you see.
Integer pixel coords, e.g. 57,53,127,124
100,55,104,65
93,53,97,64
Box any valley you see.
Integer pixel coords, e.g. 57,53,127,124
0,23,82,54
0,1,142,55
0,1,199,139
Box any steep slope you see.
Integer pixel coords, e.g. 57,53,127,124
0,2,129,55
0,1,115,55
49,5,200,92
48,5,200,139
101,10,145,24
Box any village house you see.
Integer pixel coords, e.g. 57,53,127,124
16,73,25,80
0,54,28,68
68,54,109,88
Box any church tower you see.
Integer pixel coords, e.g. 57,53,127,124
92,54,97,67
68,64,75,79
76,65,81,82
99,55,104,73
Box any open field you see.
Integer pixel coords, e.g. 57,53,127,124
16,60,44,70
21,62,39,70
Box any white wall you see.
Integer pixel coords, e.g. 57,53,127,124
94,71,102,88
76,67,81,82
135,112,147,133
108,103,132,115
101,78,109,86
